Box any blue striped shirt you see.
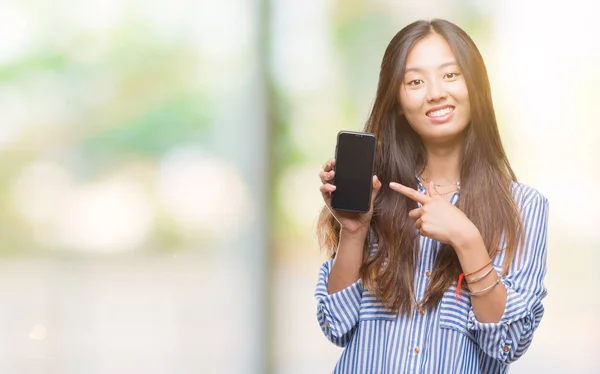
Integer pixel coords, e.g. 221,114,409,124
315,181,548,373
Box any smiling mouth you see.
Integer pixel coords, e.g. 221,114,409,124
426,106,454,118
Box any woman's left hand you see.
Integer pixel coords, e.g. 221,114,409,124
389,181,477,246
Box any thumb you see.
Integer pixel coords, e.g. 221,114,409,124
371,175,382,199
426,181,439,198
373,175,382,190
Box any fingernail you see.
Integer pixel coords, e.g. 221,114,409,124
328,171,334,179
327,161,331,168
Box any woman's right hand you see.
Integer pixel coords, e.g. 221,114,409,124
319,158,382,234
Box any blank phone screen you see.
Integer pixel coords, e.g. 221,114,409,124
331,132,376,213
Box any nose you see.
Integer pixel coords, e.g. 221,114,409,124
426,79,447,102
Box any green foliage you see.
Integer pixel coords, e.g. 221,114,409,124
82,94,211,158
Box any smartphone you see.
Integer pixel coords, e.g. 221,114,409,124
330,131,377,213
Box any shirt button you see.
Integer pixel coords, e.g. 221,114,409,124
425,271,431,277
414,347,421,354
503,346,510,352
419,309,426,316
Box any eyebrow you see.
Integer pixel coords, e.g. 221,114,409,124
404,61,459,74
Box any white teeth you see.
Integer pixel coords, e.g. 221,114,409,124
427,107,453,117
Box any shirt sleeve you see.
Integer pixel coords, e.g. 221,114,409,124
467,191,549,363
314,259,363,347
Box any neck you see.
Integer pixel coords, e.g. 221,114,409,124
421,139,462,184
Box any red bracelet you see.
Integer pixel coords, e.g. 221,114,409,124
456,260,493,300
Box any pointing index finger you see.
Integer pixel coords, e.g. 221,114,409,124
389,182,430,204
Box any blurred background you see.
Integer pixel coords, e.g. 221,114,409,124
0,0,598,373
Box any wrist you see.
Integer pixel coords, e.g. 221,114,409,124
340,224,369,238
451,223,483,255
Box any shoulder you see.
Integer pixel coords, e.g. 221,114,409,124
510,181,549,211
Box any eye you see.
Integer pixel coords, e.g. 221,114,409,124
407,79,424,86
444,72,460,79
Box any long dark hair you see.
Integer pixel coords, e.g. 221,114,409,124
317,19,524,314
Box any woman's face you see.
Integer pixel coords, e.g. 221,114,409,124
398,33,471,145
